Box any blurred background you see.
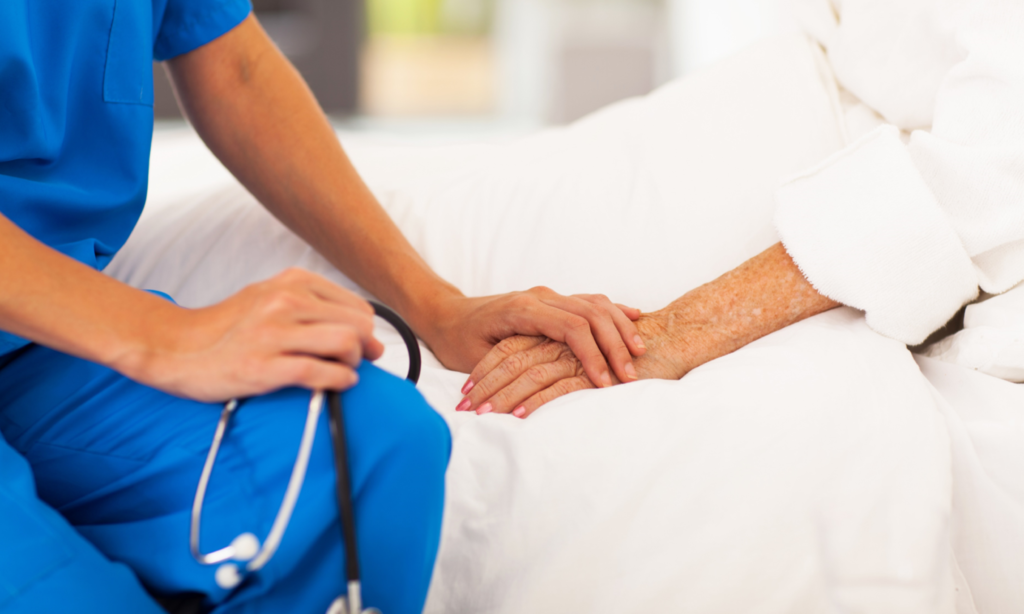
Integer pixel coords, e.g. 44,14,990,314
154,0,796,129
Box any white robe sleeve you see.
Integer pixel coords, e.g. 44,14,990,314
775,0,1024,345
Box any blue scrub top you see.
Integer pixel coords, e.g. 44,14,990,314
0,0,252,356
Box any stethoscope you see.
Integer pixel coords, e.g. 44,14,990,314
190,302,422,614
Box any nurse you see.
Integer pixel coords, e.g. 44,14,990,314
0,1,645,612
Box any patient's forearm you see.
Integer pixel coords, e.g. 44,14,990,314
457,243,840,418
636,242,839,379
165,16,460,333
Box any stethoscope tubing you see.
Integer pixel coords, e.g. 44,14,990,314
328,389,362,611
191,301,421,614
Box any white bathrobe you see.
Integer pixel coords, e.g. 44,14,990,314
778,0,1024,344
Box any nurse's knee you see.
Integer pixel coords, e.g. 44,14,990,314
346,364,451,472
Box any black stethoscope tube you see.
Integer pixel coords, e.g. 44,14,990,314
327,301,421,613
371,301,422,385
328,390,361,590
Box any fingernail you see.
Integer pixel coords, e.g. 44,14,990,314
634,335,646,350
624,362,638,380
456,398,471,412
461,377,475,395
476,403,492,415
600,371,612,388
513,407,526,418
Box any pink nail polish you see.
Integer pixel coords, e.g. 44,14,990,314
513,407,526,418
456,398,471,412
477,403,492,415
461,377,475,395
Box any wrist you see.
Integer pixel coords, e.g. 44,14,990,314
399,280,465,347
633,298,723,380
104,300,198,386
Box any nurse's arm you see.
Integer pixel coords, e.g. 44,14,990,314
163,15,646,388
0,213,381,401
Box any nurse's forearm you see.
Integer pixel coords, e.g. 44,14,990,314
164,15,650,386
0,213,185,367
164,15,459,336
0,213,380,400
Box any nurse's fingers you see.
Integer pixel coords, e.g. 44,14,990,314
615,304,642,321
509,302,613,389
288,302,384,361
272,356,360,392
271,267,373,314
538,294,643,384
250,286,382,361
512,375,595,419
281,323,366,368
567,293,646,357
458,338,563,412
470,349,582,415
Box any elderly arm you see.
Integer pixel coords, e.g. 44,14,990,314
164,14,645,386
456,243,839,417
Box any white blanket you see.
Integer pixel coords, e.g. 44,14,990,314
110,34,1024,614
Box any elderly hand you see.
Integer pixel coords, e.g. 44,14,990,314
453,310,691,418
420,288,647,392
455,243,840,418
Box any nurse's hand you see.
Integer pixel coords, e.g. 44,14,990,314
415,289,647,395
121,268,382,403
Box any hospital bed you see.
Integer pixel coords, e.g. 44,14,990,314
111,34,1024,614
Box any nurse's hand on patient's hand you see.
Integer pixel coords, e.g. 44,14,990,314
455,243,840,418
453,311,690,418
419,288,646,395
122,268,383,403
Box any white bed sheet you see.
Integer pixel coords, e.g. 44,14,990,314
108,34,1024,614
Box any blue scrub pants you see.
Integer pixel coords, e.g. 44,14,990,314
0,344,451,614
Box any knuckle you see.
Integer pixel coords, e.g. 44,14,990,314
500,353,528,377
525,365,549,386
493,338,517,358
529,286,552,296
263,291,300,314
511,294,536,310
579,304,601,321
278,267,307,284
567,316,591,335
